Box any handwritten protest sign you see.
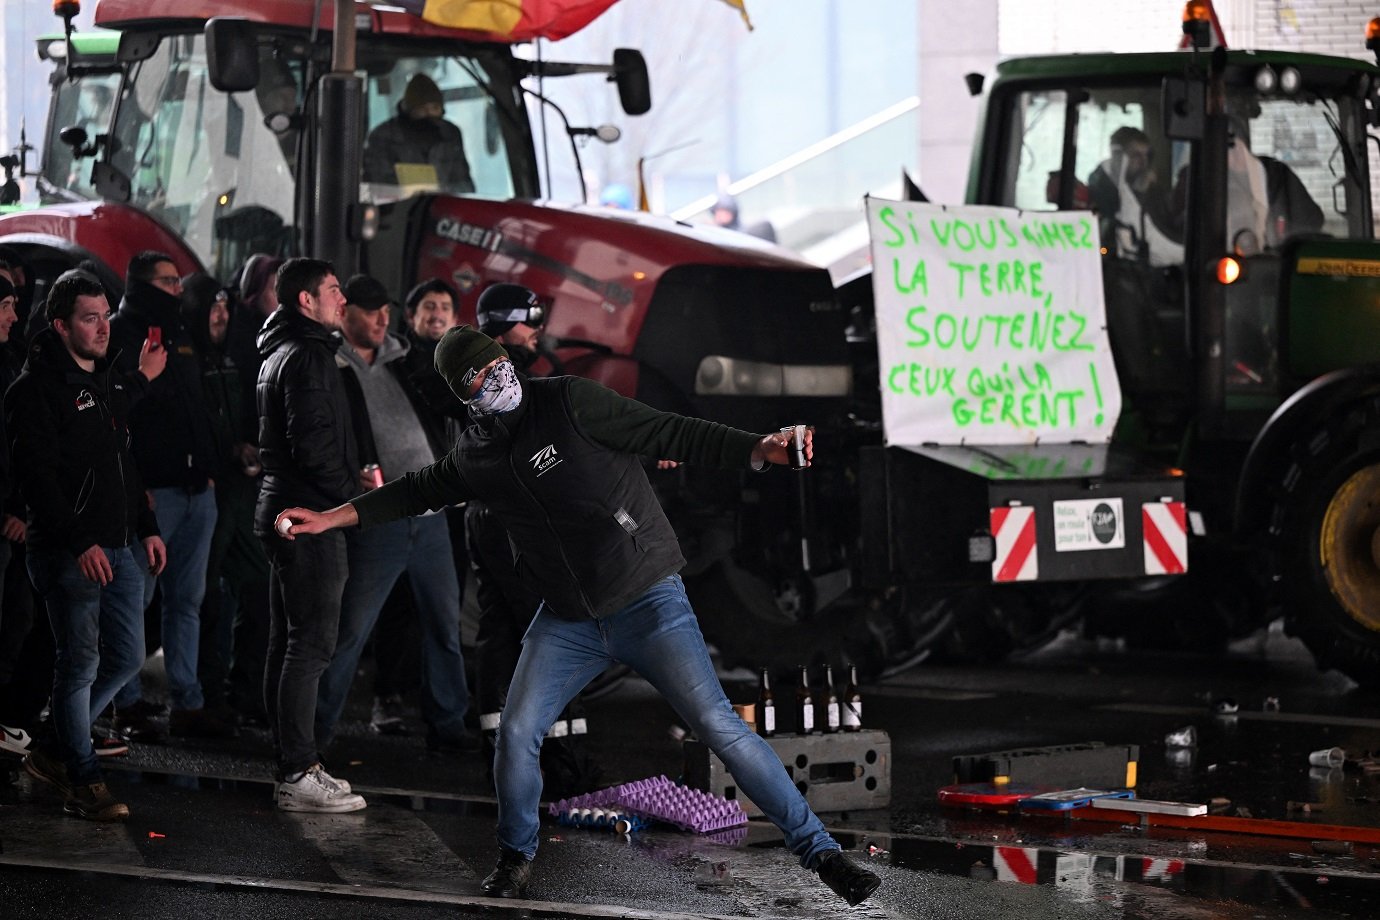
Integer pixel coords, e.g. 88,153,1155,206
866,198,1121,446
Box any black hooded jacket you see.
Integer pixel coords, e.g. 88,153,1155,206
253,306,360,535
109,276,220,491
4,327,158,554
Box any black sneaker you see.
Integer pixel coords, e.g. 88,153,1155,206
815,850,881,907
480,848,533,898
116,700,166,742
370,695,409,735
22,748,71,799
64,781,129,821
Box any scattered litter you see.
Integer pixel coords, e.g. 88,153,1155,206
1316,876,1330,885
556,807,647,834
1209,797,1232,813
1309,747,1345,768
693,859,733,886
1214,698,1239,715
1287,801,1325,815
1165,726,1197,748
1311,839,1353,856
1234,806,1253,818
867,844,889,857
1263,696,1281,712
147,831,165,839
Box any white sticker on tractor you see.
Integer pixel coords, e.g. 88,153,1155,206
1053,498,1125,552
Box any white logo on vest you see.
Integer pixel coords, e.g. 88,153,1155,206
530,443,563,478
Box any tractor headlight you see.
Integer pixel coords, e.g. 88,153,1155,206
694,356,852,397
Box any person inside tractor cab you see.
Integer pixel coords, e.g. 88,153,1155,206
363,74,475,195
1088,126,1183,267
1223,114,1324,253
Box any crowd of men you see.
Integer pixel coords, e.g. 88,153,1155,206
0,250,881,907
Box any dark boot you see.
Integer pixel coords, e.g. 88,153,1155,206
480,848,533,898
816,850,881,907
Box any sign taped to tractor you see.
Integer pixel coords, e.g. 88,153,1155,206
866,198,1122,446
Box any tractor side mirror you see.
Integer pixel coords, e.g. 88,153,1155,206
206,18,260,93
1162,76,1206,140
612,48,650,116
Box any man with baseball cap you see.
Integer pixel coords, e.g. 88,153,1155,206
317,274,475,756
275,326,881,908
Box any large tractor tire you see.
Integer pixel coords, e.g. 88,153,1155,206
1273,398,1380,687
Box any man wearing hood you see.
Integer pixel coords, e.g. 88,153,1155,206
363,73,474,194
6,269,167,820
276,325,883,908
108,252,233,742
315,274,474,755
254,257,366,813
179,275,270,724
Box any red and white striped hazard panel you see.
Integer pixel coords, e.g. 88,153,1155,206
994,846,1039,884
1141,857,1184,881
991,505,1038,582
1142,501,1188,575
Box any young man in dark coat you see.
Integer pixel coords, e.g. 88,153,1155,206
276,325,882,907
254,257,366,813
6,269,167,820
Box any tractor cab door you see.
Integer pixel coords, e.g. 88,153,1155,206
992,83,1190,443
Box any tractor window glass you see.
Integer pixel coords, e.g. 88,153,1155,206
109,34,297,277
43,72,121,200
1229,98,1366,247
362,55,515,203
1000,89,1066,211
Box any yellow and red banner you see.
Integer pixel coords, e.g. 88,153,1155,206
390,0,750,41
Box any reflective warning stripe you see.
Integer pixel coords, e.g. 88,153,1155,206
991,506,1038,582
1141,857,1184,881
993,846,1038,884
1142,501,1188,575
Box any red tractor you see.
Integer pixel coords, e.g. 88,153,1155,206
7,1,892,675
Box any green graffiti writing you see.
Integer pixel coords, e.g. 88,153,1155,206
947,260,1043,299
900,304,1092,352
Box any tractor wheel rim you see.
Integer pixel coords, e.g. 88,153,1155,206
1319,463,1380,631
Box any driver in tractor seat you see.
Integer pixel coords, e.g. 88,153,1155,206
1088,126,1184,267
363,74,475,194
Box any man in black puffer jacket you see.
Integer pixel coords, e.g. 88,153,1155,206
278,325,882,908
253,257,366,814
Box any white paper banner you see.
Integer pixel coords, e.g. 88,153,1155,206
866,198,1121,445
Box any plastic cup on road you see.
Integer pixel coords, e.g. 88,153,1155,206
1308,747,1344,768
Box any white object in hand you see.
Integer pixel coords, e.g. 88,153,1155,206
277,516,294,535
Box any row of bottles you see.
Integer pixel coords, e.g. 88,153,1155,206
755,664,862,737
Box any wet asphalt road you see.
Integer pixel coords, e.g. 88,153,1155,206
4,624,1380,918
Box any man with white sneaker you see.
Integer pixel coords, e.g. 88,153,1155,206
253,258,365,813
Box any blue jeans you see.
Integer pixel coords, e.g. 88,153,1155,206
116,487,217,711
495,575,838,867
263,530,348,776
28,544,146,784
316,515,469,745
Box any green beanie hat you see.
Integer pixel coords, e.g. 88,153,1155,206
435,324,509,398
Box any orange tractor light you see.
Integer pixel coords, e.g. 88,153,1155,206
1367,17,1380,60
1183,1,1212,48
1216,256,1242,285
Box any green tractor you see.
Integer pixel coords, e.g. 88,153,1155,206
843,17,1380,683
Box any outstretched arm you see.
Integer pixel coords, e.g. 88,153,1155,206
273,502,359,540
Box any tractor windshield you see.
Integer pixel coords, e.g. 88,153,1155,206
994,66,1371,417
93,30,525,280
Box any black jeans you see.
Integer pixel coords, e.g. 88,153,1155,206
262,530,347,777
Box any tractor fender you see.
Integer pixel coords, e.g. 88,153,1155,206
1235,364,1380,536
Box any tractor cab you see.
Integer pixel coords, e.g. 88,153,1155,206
972,50,1376,447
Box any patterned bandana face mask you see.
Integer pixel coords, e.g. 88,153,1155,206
464,359,522,415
